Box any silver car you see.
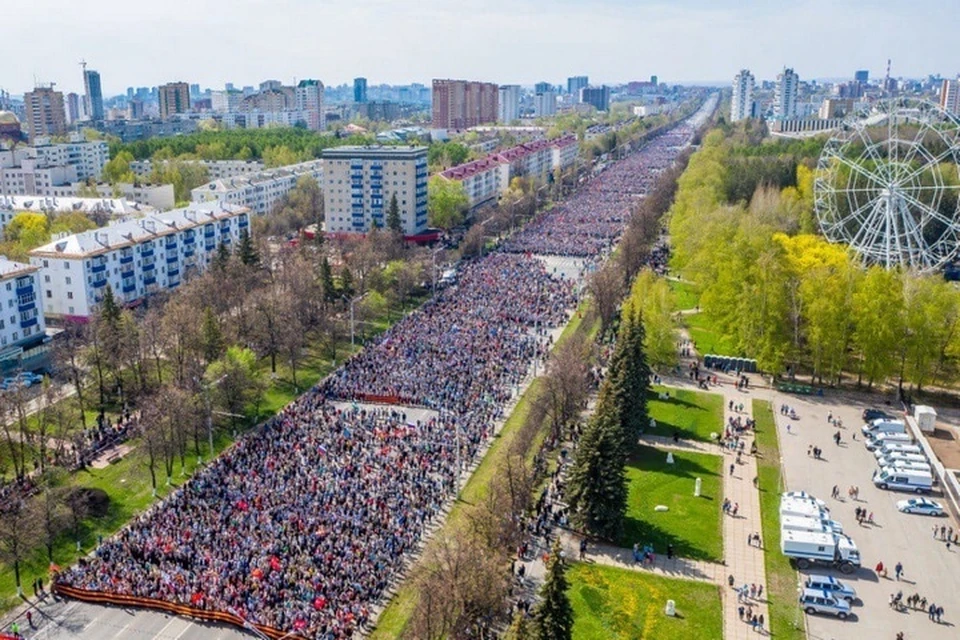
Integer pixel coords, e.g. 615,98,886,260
804,575,857,603
800,588,852,619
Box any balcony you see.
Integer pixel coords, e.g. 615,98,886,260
141,248,154,258
183,235,195,245
183,248,195,258
142,262,155,272
166,255,179,265
20,317,37,329
15,284,33,297
91,262,106,274
18,300,35,313
238,218,249,228
143,276,156,286
205,241,216,252
119,254,134,264
167,268,180,278
122,283,136,294
204,228,215,238
92,278,107,289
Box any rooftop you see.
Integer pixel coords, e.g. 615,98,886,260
0,256,38,279
322,145,428,159
0,195,151,216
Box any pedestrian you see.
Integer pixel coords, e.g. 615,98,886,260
579,538,587,560
757,584,763,599
876,560,886,577
929,603,936,620
752,476,758,488
732,503,739,517
730,463,735,476
738,605,745,620
26,611,33,628
758,613,764,633
667,543,674,560
937,605,943,623
895,561,903,581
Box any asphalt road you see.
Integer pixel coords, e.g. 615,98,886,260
775,390,960,640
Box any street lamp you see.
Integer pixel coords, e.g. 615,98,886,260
195,373,227,464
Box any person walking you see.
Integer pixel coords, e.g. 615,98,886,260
730,463,735,476
895,561,903,581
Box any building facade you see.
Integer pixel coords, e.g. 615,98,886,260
439,157,510,210
940,79,959,115
498,85,521,123
580,86,611,112
65,93,81,125
730,69,755,122
323,146,428,236
774,68,800,119
567,76,589,100
133,159,265,181
30,203,250,320
83,69,104,121
354,77,368,104
534,90,557,117
0,258,47,373
158,82,191,120
23,87,66,141
431,79,499,130
295,79,326,131
191,160,323,215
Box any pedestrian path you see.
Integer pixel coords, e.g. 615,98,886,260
639,433,723,456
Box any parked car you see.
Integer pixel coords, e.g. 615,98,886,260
862,408,893,422
16,372,43,387
799,588,852,619
897,498,945,516
0,377,23,391
804,575,858,603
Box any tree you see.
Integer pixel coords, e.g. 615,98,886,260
532,540,574,640
339,265,355,299
542,333,591,442
587,263,623,339
237,230,260,267
5,212,50,249
38,473,68,562
102,150,137,183
206,346,262,428
262,145,300,168
199,306,225,365
428,176,469,230
214,241,231,271
50,211,98,236
566,374,628,539
387,192,402,234
608,303,651,445
320,257,337,303
0,496,40,596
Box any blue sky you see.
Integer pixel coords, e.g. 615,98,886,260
3,0,955,95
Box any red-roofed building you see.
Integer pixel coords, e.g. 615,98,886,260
439,156,510,210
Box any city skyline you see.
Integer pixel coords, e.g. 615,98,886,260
2,0,956,96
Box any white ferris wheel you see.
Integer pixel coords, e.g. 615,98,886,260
814,98,960,272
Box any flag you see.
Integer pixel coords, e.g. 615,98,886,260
313,596,327,610
269,556,282,571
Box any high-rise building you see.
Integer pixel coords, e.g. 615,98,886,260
580,86,610,112
567,76,589,100
498,85,521,123
295,79,326,131
774,68,799,119
65,93,81,125
854,70,869,84
23,86,66,141
322,146,428,235
534,81,553,94
941,79,960,115
158,82,191,120
83,69,104,121
189,83,201,98
260,80,283,92
128,99,144,120
431,79,499,130
533,89,557,117
354,77,368,104
211,90,242,113
650,75,658,87
730,69,755,122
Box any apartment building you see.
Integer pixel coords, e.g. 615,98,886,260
30,203,250,320
774,68,800,119
322,146,428,235
439,156,510,210
534,90,558,117
580,86,611,112
158,82,191,120
731,69,755,122
132,159,265,181
0,258,47,373
432,79,499,130
940,78,960,115
190,160,323,215
498,85,521,123
23,87,66,141
567,76,589,100
295,79,326,131
0,195,152,239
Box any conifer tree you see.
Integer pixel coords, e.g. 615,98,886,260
607,303,652,446
339,266,355,299
387,192,402,234
319,257,336,303
237,230,260,267
532,540,574,640
199,307,224,364
214,241,231,271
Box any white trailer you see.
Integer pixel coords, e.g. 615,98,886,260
780,530,861,574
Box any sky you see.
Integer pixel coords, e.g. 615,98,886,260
3,0,956,96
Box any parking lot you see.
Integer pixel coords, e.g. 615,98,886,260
775,390,960,640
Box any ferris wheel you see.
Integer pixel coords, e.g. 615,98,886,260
814,98,960,272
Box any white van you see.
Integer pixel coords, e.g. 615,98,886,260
873,467,933,493
780,498,830,519
874,443,924,460
881,458,932,474
877,451,927,466
865,431,913,451
781,515,843,535
861,418,906,437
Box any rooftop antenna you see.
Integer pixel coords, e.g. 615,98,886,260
79,59,87,74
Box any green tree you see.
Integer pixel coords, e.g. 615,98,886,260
387,192,402,234
199,307,225,365
205,346,262,428
5,212,50,249
532,540,574,640
50,212,97,235
608,303,651,445
566,374,628,539
102,150,136,183
237,230,260,267
339,266,355,299
428,176,469,230
320,257,337,303
214,241,231,271
262,145,300,168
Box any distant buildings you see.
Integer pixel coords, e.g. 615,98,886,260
354,77,368,104
322,146,428,235
158,82,191,120
23,87,67,141
191,160,323,215
533,87,557,117
819,98,854,119
30,203,251,320
854,69,869,84
0,135,108,189
83,69,104,121
132,159,264,181
0,195,152,238
567,76,589,101
295,79,326,131
431,79,499,130
0,258,46,371
774,68,799,119
65,93,81,125
730,69,756,122
940,79,959,114
498,85,521,123
580,86,611,112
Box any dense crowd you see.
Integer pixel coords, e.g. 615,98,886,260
56,98,716,639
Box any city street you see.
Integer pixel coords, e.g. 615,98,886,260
774,390,960,640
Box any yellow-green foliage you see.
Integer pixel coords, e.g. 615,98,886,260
623,270,678,372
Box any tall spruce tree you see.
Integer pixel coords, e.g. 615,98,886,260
607,303,652,446
237,230,260,267
532,540,574,640
319,257,336,303
387,192,402,234
566,372,628,539
339,266,355,299
214,241,231,271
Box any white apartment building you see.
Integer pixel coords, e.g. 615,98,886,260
440,156,511,210
210,90,242,113
0,195,153,238
190,160,323,215
533,90,558,117
295,80,326,131
0,258,47,373
550,135,579,173
498,85,521,123
131,159,266,181
30,203,251,320
0,135,109,190
219,110,321,131
323,146,428,236
940,79,960,115
774,68,800,120
731,69,755,122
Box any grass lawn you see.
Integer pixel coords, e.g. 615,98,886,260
620,444,723,562
684,312,739,357
371,302,600,639
753,399,806,640
648,385,723,442
568,562,723,640
668,280,700,311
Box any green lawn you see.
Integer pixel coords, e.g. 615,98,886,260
620,444,723,562
753,399,805,640
668,280,700,311
648,385,723,442
684,312,739,357
568,562,723,640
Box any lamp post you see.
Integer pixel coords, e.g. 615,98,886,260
195,373,227,464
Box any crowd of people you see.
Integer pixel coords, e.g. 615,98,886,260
56,101,716,639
